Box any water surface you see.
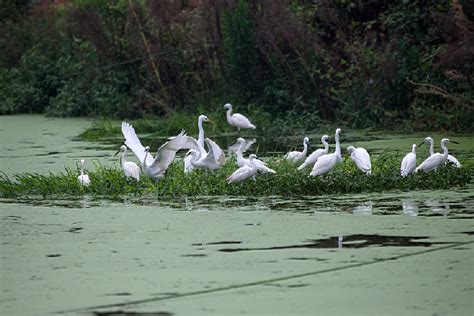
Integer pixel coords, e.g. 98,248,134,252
0,114,473,315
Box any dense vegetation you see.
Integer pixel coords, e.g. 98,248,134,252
0,155,472,199
1,0,473,132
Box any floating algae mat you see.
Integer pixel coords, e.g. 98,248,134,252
1,115,473,315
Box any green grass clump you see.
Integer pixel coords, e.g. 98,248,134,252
0,154,472,199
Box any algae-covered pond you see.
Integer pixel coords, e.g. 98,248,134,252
0,115,473,315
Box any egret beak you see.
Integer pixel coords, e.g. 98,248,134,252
451,141,460,144
417,142,425,147
114,149,121,156
207,119,215,124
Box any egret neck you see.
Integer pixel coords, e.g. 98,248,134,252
80,159,85,176
197,116,206,151
302,139,309,156
322,136,329,152
335,129,342,161
428,138,434,156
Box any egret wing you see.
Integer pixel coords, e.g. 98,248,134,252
353,149,371,171
122,122,154,166
232,113,253,126
228,138,256,154
151,131,188,171
203,138,226,166
447,154,461,167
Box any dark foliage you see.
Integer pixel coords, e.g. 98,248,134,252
0,0,472,131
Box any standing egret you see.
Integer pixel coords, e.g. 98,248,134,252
77,159,91,186
298,135,329,170
419,137,461,168
347,145,372,175
115,145,140,181
286,137,309,164
400,144,417,177
310,128,342,177
227,154,275,183
184,115,214,173
121,122,192,181
185,137,226,171
224,103,256,131
415,138,459,172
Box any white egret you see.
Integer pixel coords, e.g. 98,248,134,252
286,137,309,164
230,138,275,174
400,144,417,177
415,138,459,172
298,135,329,170
227,154,275,184
347,145,372,175
228,137,256,157
77,159,91,186
310,128,342,177
224,103,256,131
185,137,226,171
121,122,191,181
115,145,140,181
184,115,214,173
420,137,461,168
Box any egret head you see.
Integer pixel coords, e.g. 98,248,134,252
419,136,433,147
114,145,127,156
248,154,257,160
144,146,150,152
321,135,330,142
303,137,309,143
412,144,417,151
199,115,214,124
224,103,232,110
441,138,459,145
237,137,245,143
347,146,355,153
336,128,342,135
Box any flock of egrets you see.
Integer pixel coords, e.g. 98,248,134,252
77,103,462,186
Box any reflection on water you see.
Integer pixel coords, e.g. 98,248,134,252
402,200,418,217
425,199,450,217
352,202,373,216
3,188,472,221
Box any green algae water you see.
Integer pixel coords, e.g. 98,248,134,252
0,115,473,315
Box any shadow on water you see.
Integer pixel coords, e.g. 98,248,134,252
217,234,449,253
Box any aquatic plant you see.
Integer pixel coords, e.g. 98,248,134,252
0,155,471,199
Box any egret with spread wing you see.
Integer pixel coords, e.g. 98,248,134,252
185,137,226,171
121,122,191,181
228,137,256,157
